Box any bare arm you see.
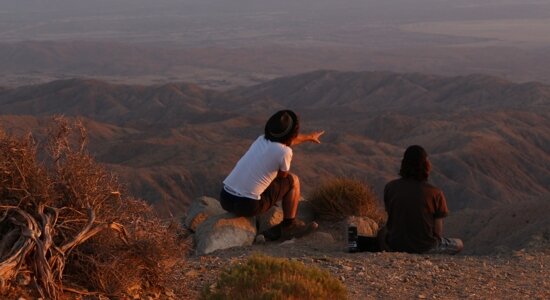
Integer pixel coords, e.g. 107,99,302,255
434,218,444,239
290,131,325,146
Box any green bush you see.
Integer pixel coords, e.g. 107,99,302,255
201,254,347,300
308,177,386,223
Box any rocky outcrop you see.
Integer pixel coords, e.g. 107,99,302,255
189,197,318,255
195,213,256,255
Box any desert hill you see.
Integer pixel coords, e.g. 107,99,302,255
1,70,549,253
0,78,219,124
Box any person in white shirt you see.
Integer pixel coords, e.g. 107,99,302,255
220,110,324,240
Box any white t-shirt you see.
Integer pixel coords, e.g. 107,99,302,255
223,135,293,200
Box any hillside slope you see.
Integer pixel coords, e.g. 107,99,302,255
1,71,549,209
1,70,549,252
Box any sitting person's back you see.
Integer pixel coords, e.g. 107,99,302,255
385,178,448,253
383,145,463,255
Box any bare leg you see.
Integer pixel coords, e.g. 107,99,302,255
282,173,300,219
263,174,317,241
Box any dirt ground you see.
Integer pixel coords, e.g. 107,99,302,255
4,222,548,299
173,227,550,300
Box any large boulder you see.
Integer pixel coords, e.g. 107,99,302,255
195,213,256,255
189,196,318,254
185,196,225,232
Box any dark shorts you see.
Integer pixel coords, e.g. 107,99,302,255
220,175,295,217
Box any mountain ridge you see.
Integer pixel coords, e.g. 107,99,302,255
0,70,548,215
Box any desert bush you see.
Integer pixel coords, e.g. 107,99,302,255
201,254,347,300
308,178,386,223
0,118,188,299
64,197,186,297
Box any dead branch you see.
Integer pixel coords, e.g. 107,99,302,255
0,205,129,299
0,209,39,284
60,208,129,254
0,118,188,299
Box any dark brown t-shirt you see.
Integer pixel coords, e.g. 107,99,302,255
384,178,449,253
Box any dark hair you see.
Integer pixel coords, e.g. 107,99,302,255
399,145,430,181
264,110,300,146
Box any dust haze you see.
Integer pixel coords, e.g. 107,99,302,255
2,0,550,87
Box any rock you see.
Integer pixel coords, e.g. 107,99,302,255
185,196,225,232
311,231,335,243
195,213,256,255
257,205,284,233
257,200,315,233
347,216,379,237
303,231,335,250
255,234,266,244
279,238,296,246
185,270,199,277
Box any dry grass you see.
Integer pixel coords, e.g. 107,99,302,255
308,178,386,224
64,198,186,297
0,117,188,299
201,254,347,300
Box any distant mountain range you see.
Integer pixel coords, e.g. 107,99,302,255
1,70,549,219
3,41,550,89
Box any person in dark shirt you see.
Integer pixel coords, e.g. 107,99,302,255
383,145,463,254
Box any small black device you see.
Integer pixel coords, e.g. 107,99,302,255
348,225,358,253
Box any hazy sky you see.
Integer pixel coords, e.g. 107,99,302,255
0,0,550,84
3,0,549,24
2,0,550,46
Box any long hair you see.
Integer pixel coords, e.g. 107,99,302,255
399,145,430,181
264,110,300,146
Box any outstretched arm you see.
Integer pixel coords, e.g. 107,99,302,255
290,130,325,146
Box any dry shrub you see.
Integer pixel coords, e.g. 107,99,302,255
65,198,186,297
308,178,386,224
0,118,188,299
201,254,347,300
